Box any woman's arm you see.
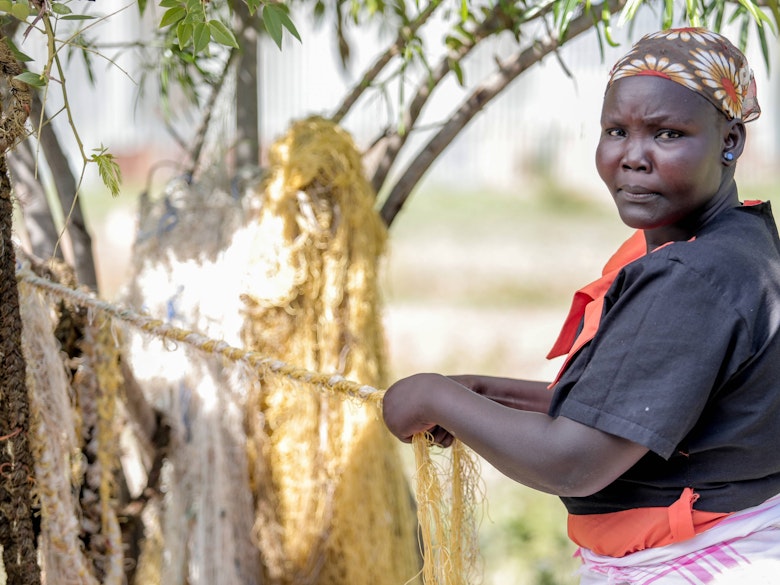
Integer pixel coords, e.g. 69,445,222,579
382,373,648,497
447,374,553,413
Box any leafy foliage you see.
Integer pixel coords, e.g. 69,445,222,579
90,145,123,197
157,0,239,51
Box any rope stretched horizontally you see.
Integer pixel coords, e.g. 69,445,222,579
16,264,382,403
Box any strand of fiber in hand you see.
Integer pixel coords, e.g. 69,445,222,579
16,264,481,585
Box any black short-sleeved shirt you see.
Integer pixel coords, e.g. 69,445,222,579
548,202,780,515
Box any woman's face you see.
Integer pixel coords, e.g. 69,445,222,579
595,75,740,247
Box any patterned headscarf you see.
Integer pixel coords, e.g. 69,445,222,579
607,28,760,122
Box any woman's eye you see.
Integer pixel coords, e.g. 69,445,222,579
657,130,682,139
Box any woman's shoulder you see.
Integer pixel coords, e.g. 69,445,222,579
648,202,780,270
617,202,780,317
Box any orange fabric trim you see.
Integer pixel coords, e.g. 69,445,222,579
546,229,712,388
547,230,647,386
548,201,762,370
568,488,731,557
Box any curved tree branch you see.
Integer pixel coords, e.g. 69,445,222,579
368,0,558,195
185,46,239,182
379,0,627,226
331,0,444,124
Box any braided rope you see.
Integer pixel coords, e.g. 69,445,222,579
15,265,384,406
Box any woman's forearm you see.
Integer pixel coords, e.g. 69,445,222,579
382,373,648,497
447,374,553,413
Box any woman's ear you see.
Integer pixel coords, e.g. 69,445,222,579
722,119,747,164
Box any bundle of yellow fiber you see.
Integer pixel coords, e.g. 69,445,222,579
17,271,124,584
413,435,482,585
121,177,261,585
239,116,421,585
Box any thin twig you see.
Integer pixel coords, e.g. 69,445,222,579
331,0,444,124
368,0,547,196
379,0,627,226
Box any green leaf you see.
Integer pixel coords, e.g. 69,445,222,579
686,0,703,26
765,0,780,34
159,0,181,7
4,38,33,62
245,0,261,15
10,2,30,19
663,0,674,29
159,6,186,28
556,0,581,39
728,4,747,25
62,15,96,20
0,0,12,13
263,3,301,49
739,13,750,47
448,57,465,86
263,4,284,48
601,5,620,47
445,34,463,51
177,21,193,49
209,19,238,48
138,0,148,14
713,0,725,30
460,0,468,22
756,19,770,72
51,2,72,15
618,0,643,27
736,0,773,28
193,22,210,53
91,147,122,197
15,71,47,87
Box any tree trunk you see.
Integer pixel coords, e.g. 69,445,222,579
31,94,98,291
7,140,64,262
233,0,261,171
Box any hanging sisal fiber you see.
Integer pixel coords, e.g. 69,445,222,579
239,116,421,585
412,434,481,585
122,176,261,585
15,259,125,585
123,114,423,584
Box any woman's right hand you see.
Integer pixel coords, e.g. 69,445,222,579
382,373,454,444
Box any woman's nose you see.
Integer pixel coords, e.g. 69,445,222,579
621,138,650,172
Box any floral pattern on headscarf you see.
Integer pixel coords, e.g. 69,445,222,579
607,27,761,122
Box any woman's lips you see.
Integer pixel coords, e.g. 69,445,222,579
618,186,659,201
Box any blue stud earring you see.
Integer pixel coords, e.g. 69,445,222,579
724,152,734,161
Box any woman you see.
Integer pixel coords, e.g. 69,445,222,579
382,28,780,583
